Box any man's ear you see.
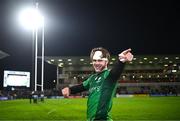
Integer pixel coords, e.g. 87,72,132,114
106,60,109,65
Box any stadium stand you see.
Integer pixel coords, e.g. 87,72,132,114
43,55,180,97
1,55,180,100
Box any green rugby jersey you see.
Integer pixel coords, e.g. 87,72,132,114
83,69,116,120
70,61,124,121
84,61,124,120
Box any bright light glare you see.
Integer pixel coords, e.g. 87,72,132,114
19,8,44,30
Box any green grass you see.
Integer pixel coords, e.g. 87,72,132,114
0,96,180,120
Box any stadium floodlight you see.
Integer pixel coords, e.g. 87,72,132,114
18,2,45,92
18,7,44,30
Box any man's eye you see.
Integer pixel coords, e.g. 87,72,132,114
93,59,103,62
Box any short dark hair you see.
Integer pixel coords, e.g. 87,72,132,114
90,47,110,61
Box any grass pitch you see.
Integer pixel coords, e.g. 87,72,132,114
0,96,180,120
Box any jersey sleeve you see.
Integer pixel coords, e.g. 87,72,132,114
107,60,125,82
83,75,92,90
69,75,92,94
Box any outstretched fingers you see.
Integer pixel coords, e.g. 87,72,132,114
118,48,133,62
122,48,131,55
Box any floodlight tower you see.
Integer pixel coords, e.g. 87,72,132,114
19,2,44,91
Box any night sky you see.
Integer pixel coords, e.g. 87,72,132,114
0,0,179,89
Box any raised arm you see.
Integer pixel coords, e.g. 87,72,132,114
108,48,133,81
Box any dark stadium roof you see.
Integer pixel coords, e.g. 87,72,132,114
43,55,180,70
42,55,180,82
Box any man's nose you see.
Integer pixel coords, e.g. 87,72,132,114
94,61,101,64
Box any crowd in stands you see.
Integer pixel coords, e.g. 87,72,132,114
0,87,60,100
0,84,179,101
116,85,179,95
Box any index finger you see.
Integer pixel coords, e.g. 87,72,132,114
122,48,131,55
